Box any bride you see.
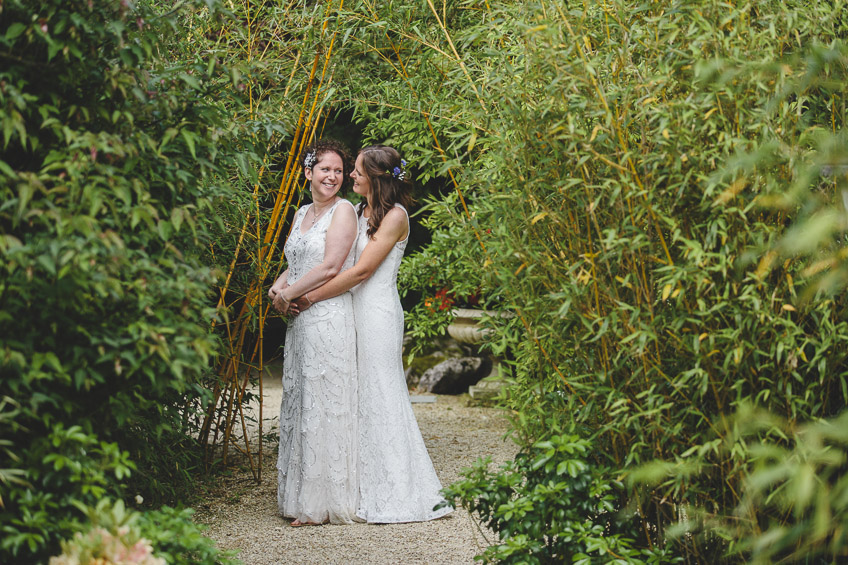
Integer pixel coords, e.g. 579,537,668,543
268,139,359,525
292,145,452,523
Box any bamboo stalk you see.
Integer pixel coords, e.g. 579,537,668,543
203,0,347,481
362,4,590,403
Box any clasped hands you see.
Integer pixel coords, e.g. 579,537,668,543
268,285,313,316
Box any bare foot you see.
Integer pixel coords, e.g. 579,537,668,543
290,519,326,527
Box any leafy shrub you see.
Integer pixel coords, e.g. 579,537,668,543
0,0,256,560
400,191,490,347
634,406,848,564
136,506,240,565
728,409,848,563
443,433,678,564
49,498,238,565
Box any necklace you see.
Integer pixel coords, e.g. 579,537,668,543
310,198,337,226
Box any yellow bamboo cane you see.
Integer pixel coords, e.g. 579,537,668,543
203,0,347,478
371,6,588,404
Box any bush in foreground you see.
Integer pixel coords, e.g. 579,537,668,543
0,0,247,560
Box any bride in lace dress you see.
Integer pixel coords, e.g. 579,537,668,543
292,145,452,523
268,140,359,525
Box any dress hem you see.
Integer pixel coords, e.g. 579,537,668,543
355,506,454,524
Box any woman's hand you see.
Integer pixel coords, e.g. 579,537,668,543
290,296,313,316
270,282,291,313
273,288,292,314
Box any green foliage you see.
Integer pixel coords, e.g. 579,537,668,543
400,191,490,346
0,410,137,557
337,0,474,182
50,498,239,565
634,406,848,564
0,0,261,560
728,408,848,563
443,433,678,564
338,0,848,561
137,505,240,565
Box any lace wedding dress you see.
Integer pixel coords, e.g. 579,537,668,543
352,205,453,523
277,199,359,524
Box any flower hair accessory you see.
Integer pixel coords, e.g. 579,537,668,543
303,150,317,169
389,159,408,181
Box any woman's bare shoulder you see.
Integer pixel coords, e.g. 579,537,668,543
381,205,407,225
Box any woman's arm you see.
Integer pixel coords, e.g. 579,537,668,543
269,206,307,303
273,202,357,312
268,269,289,300
294,206,408,311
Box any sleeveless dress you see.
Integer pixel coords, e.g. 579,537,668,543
277,199,359,524
352,205,453,523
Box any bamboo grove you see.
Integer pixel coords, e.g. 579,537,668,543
334,0,848,561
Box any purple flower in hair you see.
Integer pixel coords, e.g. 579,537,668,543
390,159,407,181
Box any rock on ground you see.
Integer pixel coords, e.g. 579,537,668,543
417,357,492,394
193,363,517,565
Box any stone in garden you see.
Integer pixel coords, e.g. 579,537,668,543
404,351,448,388
417,357,492,394
468,378,506,405
409,395,437,404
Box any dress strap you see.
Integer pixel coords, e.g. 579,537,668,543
325,199,356,223
315,198,350,224
292,204,309,232
394,203,410,244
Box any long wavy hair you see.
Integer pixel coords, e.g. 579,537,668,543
299,138,352,192
357,145,413,239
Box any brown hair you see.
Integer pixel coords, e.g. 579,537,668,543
357,145,413,239
300,138,352,190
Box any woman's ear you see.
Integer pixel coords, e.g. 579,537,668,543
304,166,312,183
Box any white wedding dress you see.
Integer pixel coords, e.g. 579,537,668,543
352,205,452,523
277,199,359,524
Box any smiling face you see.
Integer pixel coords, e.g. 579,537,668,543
350,154,371,199
305,151,344,203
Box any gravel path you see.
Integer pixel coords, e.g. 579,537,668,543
194,364,517,564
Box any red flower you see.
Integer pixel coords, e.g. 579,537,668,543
434,287,455,310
